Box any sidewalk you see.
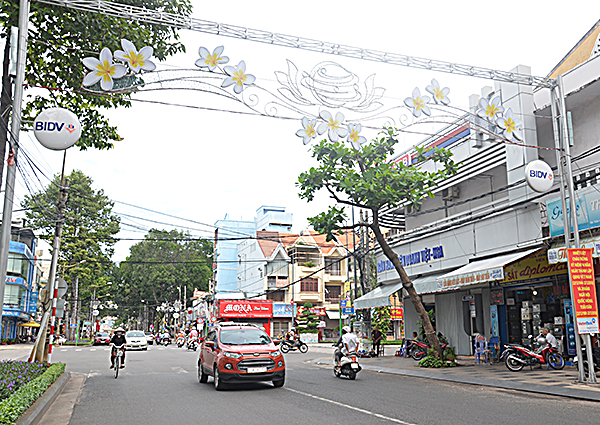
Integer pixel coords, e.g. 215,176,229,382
0,343,34,361
308,344,600,402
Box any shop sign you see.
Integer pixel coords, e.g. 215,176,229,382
2,310,28,319
525,160,553,193
546,185,600,237
498,251,568,285
273,303,295,317
28,291,38,315
218,300,273,318
390,307,403,320
439,268,503,290
5,276,26,287
548,240,600,264
490,288,504,305
567,248,600,334
378,245,445,272
297,305,326,316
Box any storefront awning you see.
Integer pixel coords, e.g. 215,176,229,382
325,310,348,320
354,281,403,309
17,321,40,328
412,273,447,294
436,248,540,291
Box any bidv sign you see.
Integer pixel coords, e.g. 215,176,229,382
33,108,81,150
525,160,553,193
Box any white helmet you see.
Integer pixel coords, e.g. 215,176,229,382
342,326,351,334
537,337,547,345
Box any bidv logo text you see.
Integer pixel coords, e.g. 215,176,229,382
34,121,77,134
529,169,553,181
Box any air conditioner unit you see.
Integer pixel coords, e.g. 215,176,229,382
442,187,459,201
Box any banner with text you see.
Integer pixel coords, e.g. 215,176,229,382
567,248,600,334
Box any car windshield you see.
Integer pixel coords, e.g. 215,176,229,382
97,333,109,337
219,329,271,345
127,331,145,337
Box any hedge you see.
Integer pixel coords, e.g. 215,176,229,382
0,363,66,425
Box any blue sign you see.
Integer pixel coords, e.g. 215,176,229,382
547,186,600,237
378,245,445,272
342,307,355,315
28,291,38,315
564,299,576,357
273,303,294,317
340,299,348,307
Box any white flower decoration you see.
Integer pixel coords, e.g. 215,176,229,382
476,96,504,122
404,88,431,118
496,108,523,141
82,47,127,91
114,39,156,74
425,79,450,105
296,117,318,145
347,123,367,150
221,60,256,94
317,111,348,142
195,46,229,71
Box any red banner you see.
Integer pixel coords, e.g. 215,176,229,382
567,248,600,334
391,307,404,320
218,300,273,318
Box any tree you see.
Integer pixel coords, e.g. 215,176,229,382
297,129,458,358
0,0,192,185
22,170,120,339
371,306,391,336
297,302,320,333
117,229,213,327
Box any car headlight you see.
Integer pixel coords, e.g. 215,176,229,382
271,350,281,357
223,351,242,359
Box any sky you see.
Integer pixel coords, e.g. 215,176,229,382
13,0,600,262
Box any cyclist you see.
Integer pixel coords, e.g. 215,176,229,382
110,327,126,369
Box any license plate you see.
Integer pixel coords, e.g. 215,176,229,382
351,362,359,369
247,367,267,373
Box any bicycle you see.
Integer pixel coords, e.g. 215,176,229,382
112,344,125,379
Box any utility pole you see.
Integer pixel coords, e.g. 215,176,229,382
46,177,70,362
0,0,29,333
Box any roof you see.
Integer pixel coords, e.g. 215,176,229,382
256,231,282,258
547,19,600,79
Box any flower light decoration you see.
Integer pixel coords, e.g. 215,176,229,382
296,117,318,145
404,88,431,118
82,47,127,91
221,61,256,94
426,79,450,105
114,39,156,73
496,108,523,141
195,46,229,71
317,111,348,142
476,96,504,122
347,123,367,150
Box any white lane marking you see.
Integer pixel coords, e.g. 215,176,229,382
172,367,189,374
104,348,110,351
61,349,67,352
90,349,96,351
285,388,417,425
76,349,82,352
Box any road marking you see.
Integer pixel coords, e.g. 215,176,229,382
76,349,82,352
61,349,67,352
90,349,96,351
172,367,189,374
284,388,417,425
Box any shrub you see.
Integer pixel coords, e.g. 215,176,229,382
0,363,65,425
418,347,457,368
0,361,49,402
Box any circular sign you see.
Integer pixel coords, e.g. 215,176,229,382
173,313,180,319
197,318,204,325
33,108,82,151
525,160,554,193
209,316,217,323
92,310,99,316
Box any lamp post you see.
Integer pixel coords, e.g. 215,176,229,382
89,281,111,332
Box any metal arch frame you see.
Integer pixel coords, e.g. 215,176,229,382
37,0,554,88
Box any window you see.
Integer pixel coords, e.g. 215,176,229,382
267,290,285,302
325,285,341,303
7,254,29,277
3,284,25,309
273,321,289,336
266,261,288,277
325,258,341,275
267,276,277,288
301,278,318,292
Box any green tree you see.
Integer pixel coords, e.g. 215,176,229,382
22,170,120,339
0,0,192,184
297,129,458,358
297,302,320,333
117,229,213,324
371,306,391,336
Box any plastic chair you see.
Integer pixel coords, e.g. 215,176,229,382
474,337,488,364
488,336,501,363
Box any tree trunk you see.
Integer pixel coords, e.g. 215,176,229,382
0,19,15,188
68,275,79,340
370,213,443,359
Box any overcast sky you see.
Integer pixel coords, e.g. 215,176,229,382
15,1,600,261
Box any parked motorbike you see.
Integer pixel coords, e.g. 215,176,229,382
176,336,185,348
573,344,600,374
407,339,448,361
501,335,565,371
280,339,308,354
333,349,362,380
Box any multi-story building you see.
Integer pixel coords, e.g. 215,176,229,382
1,220,40,340
370,22,600,355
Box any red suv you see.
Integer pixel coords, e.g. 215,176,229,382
197,323,285,390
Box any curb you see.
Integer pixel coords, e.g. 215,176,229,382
310,358,600,402
15,371,71,425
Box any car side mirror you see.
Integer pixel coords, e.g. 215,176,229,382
273,339,281,346
205,340,215,348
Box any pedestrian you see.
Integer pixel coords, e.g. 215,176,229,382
412,331,418,340
372,326,383,357
540,327,558,349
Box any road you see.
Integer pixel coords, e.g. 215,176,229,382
48,344,600,425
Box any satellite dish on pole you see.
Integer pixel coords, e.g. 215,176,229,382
33,108,81,150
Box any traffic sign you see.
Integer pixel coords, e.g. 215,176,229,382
92,309,99,316
173,313,180,319
197,318,204,325
209,316,217,323
342,307,355,315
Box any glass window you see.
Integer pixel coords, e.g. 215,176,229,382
266,261,288,277
301,278,319,292
7,254,28,277
219,328,271,345
3,284,25,309
325,285,341,303
325,258,341,275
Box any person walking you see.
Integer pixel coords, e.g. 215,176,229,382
372,326,383,357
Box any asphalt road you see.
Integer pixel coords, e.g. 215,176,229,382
49,344,600,425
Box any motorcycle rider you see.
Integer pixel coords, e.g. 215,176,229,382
335,326,359,366
187,326,199,348
540,327,558,349
109,327,126,369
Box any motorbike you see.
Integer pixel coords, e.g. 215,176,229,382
187,338,198,351
573,344,600,374
333,349,362,380
176,336,185,348
280,339,308,354
501,334,565,371
407,339,448,361
156,336,171,346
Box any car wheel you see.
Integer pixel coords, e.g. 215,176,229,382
198,365,208,383
213,366,225,391
143,347,148,351
273,376,285,388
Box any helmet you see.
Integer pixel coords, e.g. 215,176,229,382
114,327,125,333
342,326,351,334
537,337,547,345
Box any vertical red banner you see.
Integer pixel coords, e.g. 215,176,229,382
567,248,600,334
